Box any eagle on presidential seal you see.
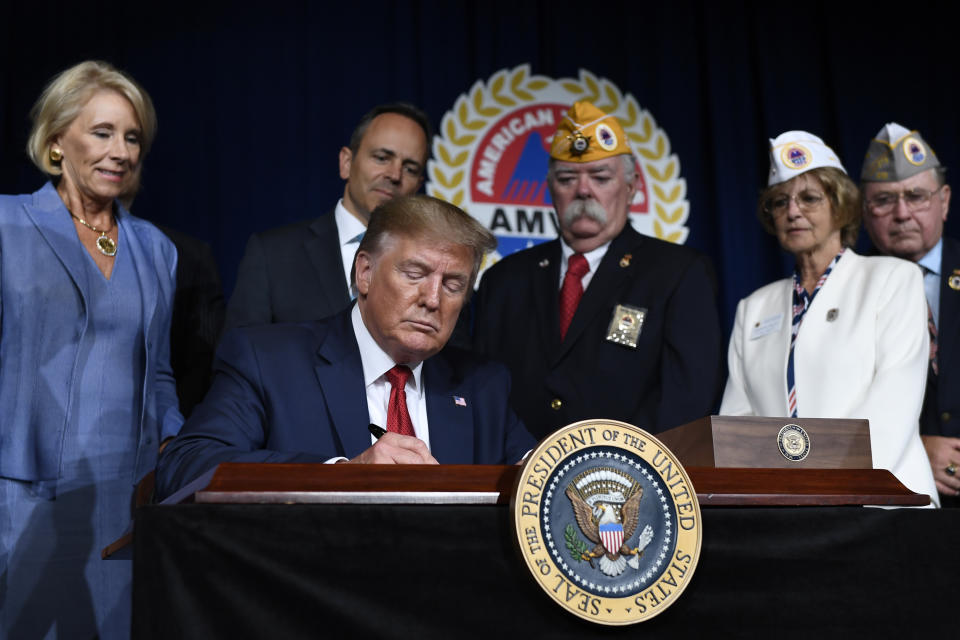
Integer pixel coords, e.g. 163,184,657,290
565,467,655,577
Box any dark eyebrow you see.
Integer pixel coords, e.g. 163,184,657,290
373,147,424,171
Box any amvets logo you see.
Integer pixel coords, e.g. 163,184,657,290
427,65,689,278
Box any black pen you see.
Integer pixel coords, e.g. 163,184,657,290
368,423,387,439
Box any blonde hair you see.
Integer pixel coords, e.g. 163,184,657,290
26,60,157,177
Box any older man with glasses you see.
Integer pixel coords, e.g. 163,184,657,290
861,123,958,505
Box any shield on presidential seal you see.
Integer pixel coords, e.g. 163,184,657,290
599,521,624,554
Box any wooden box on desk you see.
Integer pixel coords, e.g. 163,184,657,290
656,416,926,506
657,415,871,469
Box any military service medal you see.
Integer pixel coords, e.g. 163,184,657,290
512,419,702,625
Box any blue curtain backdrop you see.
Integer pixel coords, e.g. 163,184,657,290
2,0,958,336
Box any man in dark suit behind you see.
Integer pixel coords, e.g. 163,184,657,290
861,123,959,504
224,103,431,330
157,226,226,417
156,195,534,499
473,101,723,440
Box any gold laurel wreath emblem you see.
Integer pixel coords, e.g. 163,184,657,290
427,64,690,245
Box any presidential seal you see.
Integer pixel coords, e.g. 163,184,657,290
427,65,690,282
512,419,701,625
777,423,810,461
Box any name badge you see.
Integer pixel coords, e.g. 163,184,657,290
750,313,783,340
606,304,646,348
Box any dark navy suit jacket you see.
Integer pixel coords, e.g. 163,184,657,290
921,236,960,439
224,209,351,331
158,226,225,417
156,308,535,499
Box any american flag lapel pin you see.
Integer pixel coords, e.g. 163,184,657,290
453,396,467,407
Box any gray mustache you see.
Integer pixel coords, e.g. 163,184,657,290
561,199,608,227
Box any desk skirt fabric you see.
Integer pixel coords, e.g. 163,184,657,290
134,504,957,639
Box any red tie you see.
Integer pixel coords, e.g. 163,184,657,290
385,365,415,436
559,253,590,341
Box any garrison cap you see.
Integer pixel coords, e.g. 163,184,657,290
550,101,631,163
861,122,940,182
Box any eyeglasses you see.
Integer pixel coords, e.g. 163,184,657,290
865,186,942,216
762,191,826,217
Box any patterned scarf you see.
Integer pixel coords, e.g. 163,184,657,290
786,249,845,417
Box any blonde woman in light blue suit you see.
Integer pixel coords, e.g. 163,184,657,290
0,61,182,637
720,131,937,506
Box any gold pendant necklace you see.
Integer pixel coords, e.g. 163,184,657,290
70,212,117,257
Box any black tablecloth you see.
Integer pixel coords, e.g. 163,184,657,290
134,504,958,638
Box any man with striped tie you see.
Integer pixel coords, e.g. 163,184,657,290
861,123,959,505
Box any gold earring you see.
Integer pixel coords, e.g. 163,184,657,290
49,148,63,163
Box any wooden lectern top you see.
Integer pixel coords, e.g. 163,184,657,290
185,461,927,507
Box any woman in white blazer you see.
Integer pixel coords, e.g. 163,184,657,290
720,131,938,505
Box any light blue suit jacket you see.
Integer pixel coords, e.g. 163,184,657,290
0,182,183,484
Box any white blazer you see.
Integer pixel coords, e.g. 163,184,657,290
720,250,938,505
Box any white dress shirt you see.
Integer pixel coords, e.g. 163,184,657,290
335,199,368,297
325,307,432,463
558,238,610,290
351,305,431,449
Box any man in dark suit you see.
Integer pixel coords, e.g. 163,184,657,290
156,195,534,499
157,226,226,417
224,103,431,330
861,123,959,504
473,101,723,440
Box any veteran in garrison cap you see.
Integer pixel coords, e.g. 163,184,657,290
861,123,960,504
473,101,723,439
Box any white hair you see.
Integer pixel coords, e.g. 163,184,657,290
546,153,636,182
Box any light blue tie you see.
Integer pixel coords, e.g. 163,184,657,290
348,232,365,299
